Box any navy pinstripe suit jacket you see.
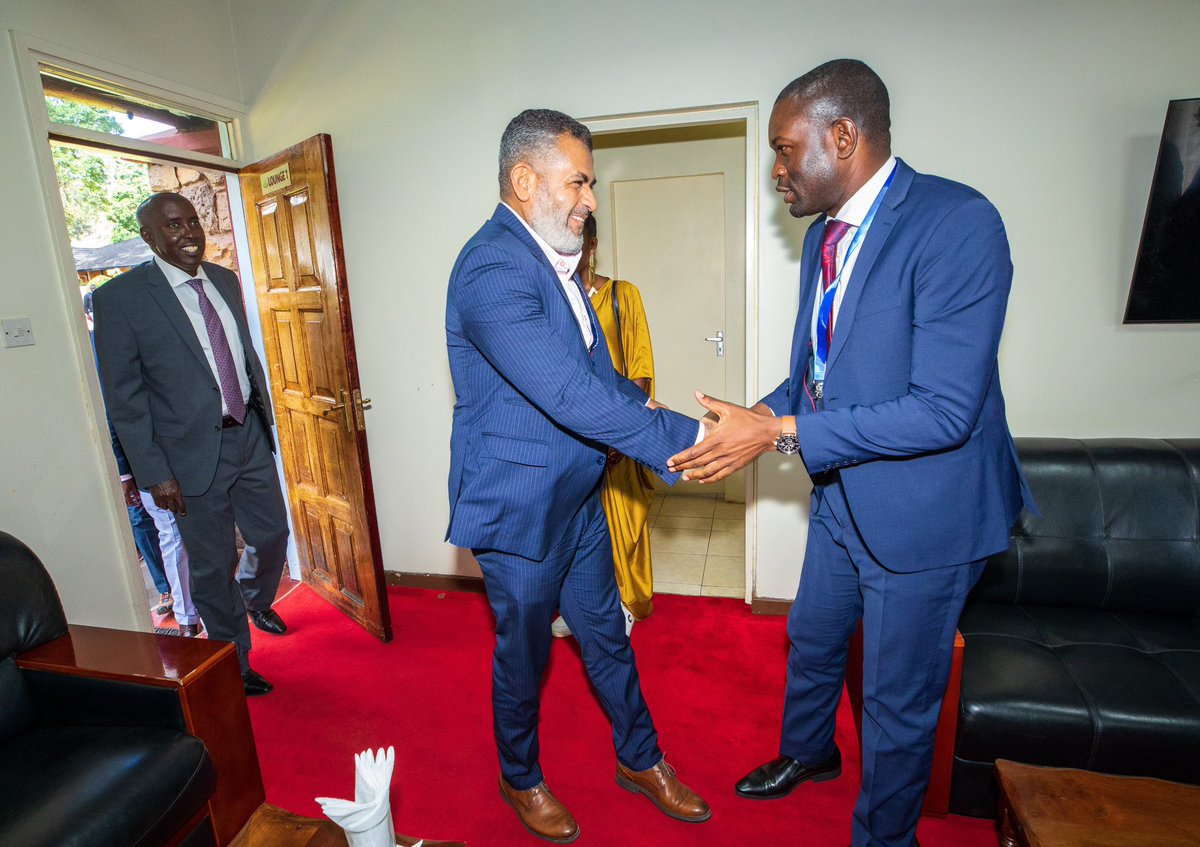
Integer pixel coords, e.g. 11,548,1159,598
446,204,698,561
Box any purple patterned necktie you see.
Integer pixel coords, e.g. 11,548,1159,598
186,279,247,424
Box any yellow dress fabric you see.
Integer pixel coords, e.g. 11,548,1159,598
591,278,657,620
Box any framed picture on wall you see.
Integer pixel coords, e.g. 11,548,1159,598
1124,98,1200,324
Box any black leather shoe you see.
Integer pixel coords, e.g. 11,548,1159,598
735,749,841,799
241,668,274,696
248,608,287,635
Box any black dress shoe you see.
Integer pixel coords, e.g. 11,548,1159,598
735,748,841,799
241,668,274,696
248,608,287,635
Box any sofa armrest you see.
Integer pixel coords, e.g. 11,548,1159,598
23,670,188,730
17,625,263,846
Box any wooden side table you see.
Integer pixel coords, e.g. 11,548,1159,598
17,624,263,846
996,759,1200,847
229,804,467,847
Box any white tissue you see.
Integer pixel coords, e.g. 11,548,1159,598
316,747,417,847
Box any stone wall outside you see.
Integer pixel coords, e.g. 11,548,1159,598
147,164,240,274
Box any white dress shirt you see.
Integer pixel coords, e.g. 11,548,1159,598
155,255,251,416
502,205,702,444
809,156,898,342
502,202,593,349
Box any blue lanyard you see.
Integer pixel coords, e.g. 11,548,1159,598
812,164,897,382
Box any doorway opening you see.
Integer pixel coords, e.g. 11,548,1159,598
47,117,304,635
585,105,757,602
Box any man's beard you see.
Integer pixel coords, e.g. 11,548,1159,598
531,183,585,254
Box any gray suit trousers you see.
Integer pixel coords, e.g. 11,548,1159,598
173,413,289,671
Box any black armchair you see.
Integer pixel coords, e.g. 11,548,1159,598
0,530,217,846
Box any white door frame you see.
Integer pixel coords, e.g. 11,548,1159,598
582,103,760,604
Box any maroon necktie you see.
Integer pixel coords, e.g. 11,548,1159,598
186,279,247,424
821,219,852,293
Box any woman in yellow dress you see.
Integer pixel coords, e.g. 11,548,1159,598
553,215,658,638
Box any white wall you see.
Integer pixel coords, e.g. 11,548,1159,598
0,0,244,628
4,1,1197,620
228,0,1200,600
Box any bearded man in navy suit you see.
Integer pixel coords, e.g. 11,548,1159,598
445,110,710,843
670,60,1036,847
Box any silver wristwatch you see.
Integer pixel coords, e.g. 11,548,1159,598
775,418,800,455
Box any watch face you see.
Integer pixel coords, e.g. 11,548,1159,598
776,433,801,455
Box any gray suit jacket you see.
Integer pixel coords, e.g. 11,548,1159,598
93,260,275,496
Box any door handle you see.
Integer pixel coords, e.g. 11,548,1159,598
704,330,725,358
352,389,371,431
321,389,355,433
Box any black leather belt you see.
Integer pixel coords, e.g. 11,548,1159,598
221,415,244,429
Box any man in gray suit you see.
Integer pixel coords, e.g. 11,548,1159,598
94,192,289,696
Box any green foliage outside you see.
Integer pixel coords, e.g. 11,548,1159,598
48,97,148,244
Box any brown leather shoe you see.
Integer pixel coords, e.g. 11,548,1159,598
616,759,711,822
499,777,579,843
178,623,202,638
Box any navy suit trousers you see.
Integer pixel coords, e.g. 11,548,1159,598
474,491,661,789
782,476,984,847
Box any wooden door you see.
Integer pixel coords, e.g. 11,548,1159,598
239,135,391,641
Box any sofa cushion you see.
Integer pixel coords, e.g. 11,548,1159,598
0,725,215,847
0,658,35,745
954,602,1200,815
972,439,1200,615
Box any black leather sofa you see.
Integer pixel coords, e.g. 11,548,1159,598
950,438,1200,817
0,530,218,846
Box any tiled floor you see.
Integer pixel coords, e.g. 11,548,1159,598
649,489,745,598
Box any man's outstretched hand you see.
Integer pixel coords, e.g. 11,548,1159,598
668,392,781,483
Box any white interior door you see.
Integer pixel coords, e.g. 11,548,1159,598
611,173,727,416
593,127,746,499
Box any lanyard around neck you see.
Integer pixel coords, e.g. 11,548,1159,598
811,163,897,382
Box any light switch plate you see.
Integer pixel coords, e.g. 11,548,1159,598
2,318,35,348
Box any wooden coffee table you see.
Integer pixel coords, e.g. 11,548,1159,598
996,759,1200,846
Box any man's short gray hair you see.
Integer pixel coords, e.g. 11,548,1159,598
498,109,592,195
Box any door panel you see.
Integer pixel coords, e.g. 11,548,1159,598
239,135,392,641
612,173,727,417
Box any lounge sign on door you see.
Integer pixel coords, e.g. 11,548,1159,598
260,163,291,194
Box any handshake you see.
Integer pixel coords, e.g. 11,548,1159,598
652,392,787,484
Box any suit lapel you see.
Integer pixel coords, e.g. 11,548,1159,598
788,223,823,403
492,204,593,358
205,263,258,375
825,160,913,375
144,262,212,373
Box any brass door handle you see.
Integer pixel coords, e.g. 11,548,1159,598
352,389,371,431
322,389,355,433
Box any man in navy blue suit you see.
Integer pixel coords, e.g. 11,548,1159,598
446,109,710,843
670,60,1035,847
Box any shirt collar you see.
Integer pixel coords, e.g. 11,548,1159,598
501,202,582,281
833,156,897,227
154,255,212,288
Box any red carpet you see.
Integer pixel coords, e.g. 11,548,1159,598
247,585,998,846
